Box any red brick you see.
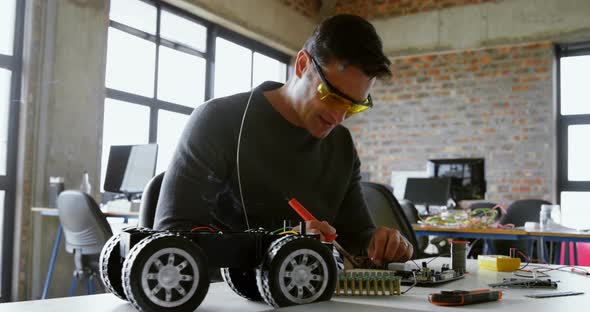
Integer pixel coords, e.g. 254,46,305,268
435,75,451,81
534,66,550,73
479,56,492,64
512,85,532,92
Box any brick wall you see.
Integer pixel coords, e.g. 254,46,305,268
335,0,496,19
283,0,495,20
345,42,554,206
280,0,322,18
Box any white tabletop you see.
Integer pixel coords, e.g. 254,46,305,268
2,258,589,311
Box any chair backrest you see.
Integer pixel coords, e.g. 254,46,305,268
139,172,164,228
492,199,552,258
57,190,113,255
468,201,497,210
501,199,552,226
360,181,419,252
398,199,419,225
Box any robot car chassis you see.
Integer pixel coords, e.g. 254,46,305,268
99,225,337,311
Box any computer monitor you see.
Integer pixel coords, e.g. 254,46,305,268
104,144,158,195
403,177,452,207
427,158,486,201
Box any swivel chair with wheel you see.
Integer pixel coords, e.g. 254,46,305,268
57,190,112,296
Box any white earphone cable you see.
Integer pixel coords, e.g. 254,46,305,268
236,89,255,230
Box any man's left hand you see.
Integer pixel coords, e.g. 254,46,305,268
367,226,413,266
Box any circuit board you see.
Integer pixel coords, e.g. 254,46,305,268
388,263,464,286
349,257,465,287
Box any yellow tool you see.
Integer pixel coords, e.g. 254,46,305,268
478,255,521,272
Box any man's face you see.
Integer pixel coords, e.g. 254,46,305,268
296,52,375,139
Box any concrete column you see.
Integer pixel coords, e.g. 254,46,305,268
17,0,109,300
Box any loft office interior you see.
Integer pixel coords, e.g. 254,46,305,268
1,0,590,305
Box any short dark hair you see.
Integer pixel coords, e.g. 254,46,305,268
303,14,391,79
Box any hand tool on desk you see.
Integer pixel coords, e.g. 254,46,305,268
288,198,361,268
429,289,502,306
570,268,590,276
488,278,558,289
525,291,584,298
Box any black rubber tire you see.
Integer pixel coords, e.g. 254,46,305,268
122,233,209,312
257,235,337,307
99,233,126,300
221,268,263,301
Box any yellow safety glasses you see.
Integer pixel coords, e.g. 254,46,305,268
311,57,373,116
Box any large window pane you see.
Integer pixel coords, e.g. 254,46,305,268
109,0,156,34
214,38,252,98
0,0,16,56
561,55,590,115
105,27,156,97
160,10,207,52
156,110,189,174
561,191,590,230
252,52,287,87
0,69,11,176
0,190,4,287
567,125,590,181
158,46,206,107
101,99,150,191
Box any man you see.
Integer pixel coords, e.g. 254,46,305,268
154,14,413,265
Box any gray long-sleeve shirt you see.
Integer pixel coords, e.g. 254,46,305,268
153,81,376,255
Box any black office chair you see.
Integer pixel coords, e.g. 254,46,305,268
360,182,421,258
398,199,419,225
57,190,112,296
469,201,498,210
398,199,430,253
493,199,552,259
139,171,164,228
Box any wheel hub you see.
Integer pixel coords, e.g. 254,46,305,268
158,265,181,288
291,265,312,286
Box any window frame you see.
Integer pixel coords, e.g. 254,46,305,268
556,42,590,205
0,0,25,302
104,0,290,186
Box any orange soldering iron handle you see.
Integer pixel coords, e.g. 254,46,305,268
288,198,337,242
288,198,316,221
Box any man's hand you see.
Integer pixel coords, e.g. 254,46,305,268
367,226,413,266
293,220,336,242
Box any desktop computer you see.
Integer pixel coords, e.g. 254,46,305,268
103,144,158,212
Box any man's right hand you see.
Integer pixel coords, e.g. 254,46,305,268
292,220,337,242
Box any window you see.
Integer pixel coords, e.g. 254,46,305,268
102,0,289,192
557,42,590,230
0,69,11,176
0,0,23,302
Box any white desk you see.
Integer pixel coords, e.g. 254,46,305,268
3,258,589,311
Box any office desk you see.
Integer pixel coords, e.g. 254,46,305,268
3,258,589,311
31,207,139,299
31,207,140,220
412,224,527,240
526,228,590,265
412,224,527,255
412,224,590,264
